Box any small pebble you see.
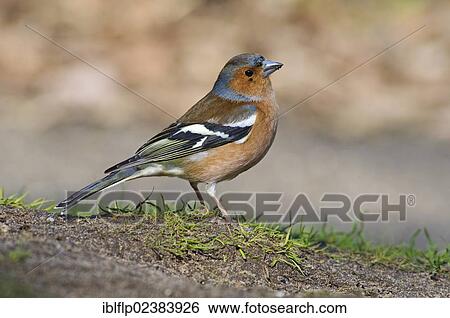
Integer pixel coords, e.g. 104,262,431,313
275,291,285,297
0,224,9,233
164,288,172,296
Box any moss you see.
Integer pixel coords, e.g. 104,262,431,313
6,248,31,263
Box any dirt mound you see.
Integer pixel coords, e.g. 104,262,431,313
0,206,448,297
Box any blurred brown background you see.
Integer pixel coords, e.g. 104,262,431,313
1,0,449,246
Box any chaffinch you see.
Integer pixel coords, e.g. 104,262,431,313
57,53,283,218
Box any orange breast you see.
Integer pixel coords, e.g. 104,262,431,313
180,105,278,183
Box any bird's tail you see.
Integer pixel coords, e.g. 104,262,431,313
56,167,139,213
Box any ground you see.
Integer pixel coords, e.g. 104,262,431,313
0,205,448,297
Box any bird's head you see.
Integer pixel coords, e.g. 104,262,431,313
212,53,283,102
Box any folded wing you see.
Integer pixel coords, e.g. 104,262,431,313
104,105,257,173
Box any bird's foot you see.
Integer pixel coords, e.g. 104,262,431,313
213,205,236,224
208,216,231,224
193,202,213,215
191,198,235,224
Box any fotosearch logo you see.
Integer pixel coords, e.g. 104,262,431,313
65,190,415,224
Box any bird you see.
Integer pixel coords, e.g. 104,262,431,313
56,53,283,219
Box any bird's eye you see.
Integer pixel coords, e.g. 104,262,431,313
245,69,254,77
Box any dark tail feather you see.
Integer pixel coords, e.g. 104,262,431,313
56,167,138,213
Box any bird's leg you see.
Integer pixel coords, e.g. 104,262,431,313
189,182,207,210
205,182,231,222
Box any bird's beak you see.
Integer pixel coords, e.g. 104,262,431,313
263,60,283,77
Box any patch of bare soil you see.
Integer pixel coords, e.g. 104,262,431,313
0,206,448,297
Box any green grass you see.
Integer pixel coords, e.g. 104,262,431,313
299,223,450,273
0,188,55,211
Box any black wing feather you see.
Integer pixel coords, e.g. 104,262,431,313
104,122,253,173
